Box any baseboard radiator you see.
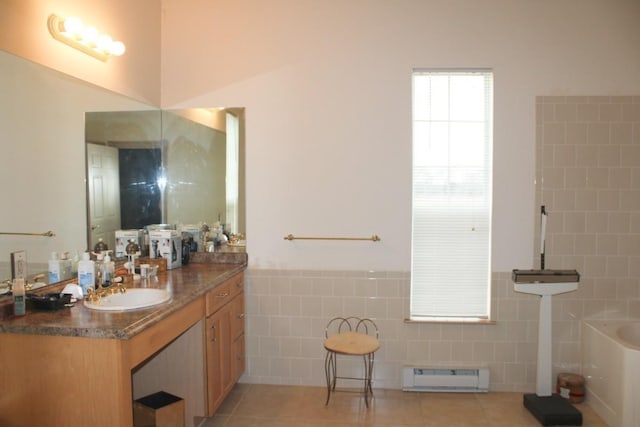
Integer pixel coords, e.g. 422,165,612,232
402,367,489,393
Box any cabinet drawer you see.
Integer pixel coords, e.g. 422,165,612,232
206,282,231,316
206,273,244,316
228,272,244,298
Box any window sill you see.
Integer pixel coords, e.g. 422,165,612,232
404,317,496,325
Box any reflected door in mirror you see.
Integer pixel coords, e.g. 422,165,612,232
87,143,121,251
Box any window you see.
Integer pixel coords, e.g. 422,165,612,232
410,70,493,321
226,112,240,234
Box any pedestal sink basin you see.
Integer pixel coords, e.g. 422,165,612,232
84,288,171,311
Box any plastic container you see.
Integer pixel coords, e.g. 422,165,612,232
557,373,585,403
77,252,95,295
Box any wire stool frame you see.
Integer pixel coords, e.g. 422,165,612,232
323,317,379,407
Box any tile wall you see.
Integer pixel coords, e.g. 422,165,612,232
241,96,640,392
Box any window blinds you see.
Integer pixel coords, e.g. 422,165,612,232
410,70,493,319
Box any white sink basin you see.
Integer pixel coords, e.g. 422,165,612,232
84,288,171,311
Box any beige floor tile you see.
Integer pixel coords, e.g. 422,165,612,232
198,384,608,427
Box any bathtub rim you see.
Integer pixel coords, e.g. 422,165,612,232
582,319,640,351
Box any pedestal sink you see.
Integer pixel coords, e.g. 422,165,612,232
84,288,171,311
512,269,582,426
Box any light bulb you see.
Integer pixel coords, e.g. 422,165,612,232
96,34,113,52
80,26,98,44
109,41,126,56
63,17,83,37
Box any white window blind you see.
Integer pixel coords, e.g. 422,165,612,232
410,70,493,320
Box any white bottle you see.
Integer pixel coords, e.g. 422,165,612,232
77,252,95,295
102,252,115,286
48,251,62,283
13,277,26,316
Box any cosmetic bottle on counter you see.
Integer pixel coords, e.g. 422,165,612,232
13,277,26,316
77,252,95,295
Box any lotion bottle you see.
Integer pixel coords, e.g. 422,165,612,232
13,277,26,316
77,252,95,295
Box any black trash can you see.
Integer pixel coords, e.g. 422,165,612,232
133,391,185,427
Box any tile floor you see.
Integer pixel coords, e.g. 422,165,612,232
197,384,607,427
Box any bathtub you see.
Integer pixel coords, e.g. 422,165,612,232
582,320,640,427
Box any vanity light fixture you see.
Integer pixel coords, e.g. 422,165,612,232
47,14,126,61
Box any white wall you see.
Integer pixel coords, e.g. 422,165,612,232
161,0,640,271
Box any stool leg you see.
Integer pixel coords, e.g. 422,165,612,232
324,351,335,405
368,353,375,395
362,353,371,408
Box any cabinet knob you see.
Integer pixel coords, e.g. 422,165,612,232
216,291,229,298
238,313,245,319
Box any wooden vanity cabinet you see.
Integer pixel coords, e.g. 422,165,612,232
205,272,245,415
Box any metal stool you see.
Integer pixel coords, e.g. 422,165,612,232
323,317,380,407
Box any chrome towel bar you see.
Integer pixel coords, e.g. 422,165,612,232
284,234,381,242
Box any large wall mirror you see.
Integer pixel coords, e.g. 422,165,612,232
85,108,246,252
0,49,245,294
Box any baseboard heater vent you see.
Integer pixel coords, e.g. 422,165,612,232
402,367,489,393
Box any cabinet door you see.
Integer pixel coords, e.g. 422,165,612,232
232,333,245,383
229,292,245,384
205,306,230,415
229,291,245,341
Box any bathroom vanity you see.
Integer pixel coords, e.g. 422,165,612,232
0,255,246,427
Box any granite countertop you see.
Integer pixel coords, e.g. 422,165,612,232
0,260,246,340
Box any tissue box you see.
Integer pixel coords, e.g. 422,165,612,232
115,229,145,258
148,230,182,270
